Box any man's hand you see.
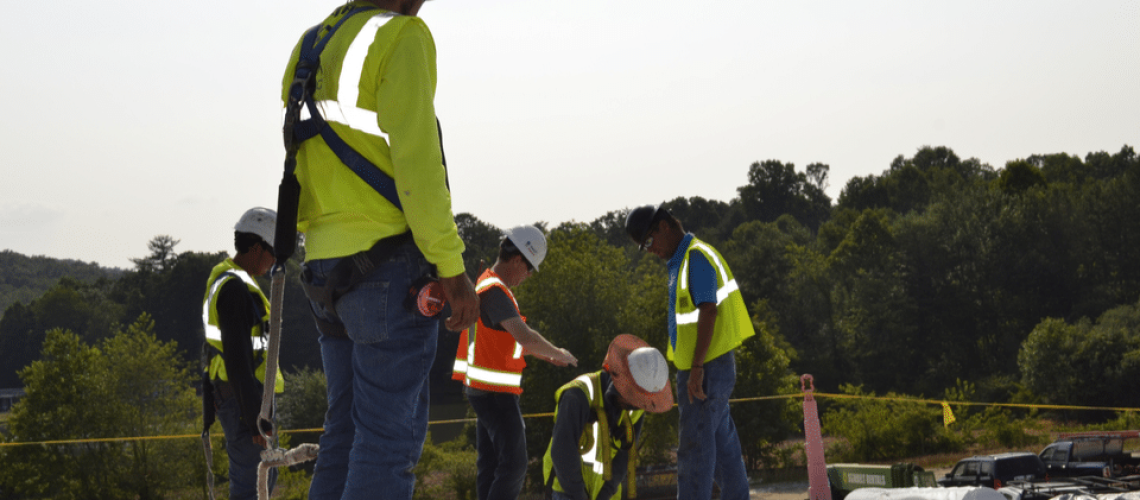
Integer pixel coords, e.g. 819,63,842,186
440,273,479,332
687,367,707,403
549,348,578,368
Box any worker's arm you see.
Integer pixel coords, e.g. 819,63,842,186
378,20,464,279
500,317,577,367
216,280,266,434
379,20,477,331
480,288,576,366
687,251,719,402
549,388,593,500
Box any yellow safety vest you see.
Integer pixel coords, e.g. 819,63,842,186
543,372,643,500
670,237,755,370
201,259,284,393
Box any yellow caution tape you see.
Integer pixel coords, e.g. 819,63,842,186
3,393,1137,448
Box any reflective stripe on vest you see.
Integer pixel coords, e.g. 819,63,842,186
474,276,524,359
453,270,526,392
303,12,396,141
574,374,607,476
675,240,740,327
203,270,269,351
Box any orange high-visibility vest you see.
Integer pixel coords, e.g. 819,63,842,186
452,269,528,394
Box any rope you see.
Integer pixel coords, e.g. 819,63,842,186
259,265,286,445
244,263,324,500
201,430,217,500
258,444,320,500
7,393,1140,449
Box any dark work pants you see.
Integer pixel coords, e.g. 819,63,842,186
467,388,527,500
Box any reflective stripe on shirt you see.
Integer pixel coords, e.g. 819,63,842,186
305,12,397,140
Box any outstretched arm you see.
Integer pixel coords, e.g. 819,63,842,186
501,317,577,367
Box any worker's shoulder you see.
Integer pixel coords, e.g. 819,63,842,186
385,14,433,38
216,275,255,300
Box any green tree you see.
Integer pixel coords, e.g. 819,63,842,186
1019,300,1140,411
827,210,921,392
0,301,41,388
0,315,200,500
996,160,1047,194
0,249,120,315
837,146,994,215
101,314,201,499
130,235,180,273
731,311,800,470
455,212,503,279
721,217,811,317
1030,152,1086,186
276,366,328,448
822,384,960,462
661,196,743,246
0,328,122,499
738,160,831,231
0,277,123,388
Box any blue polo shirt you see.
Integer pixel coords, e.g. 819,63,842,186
667,233,718,353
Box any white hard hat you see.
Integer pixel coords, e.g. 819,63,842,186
504,225,547,271
628,347,669,393
603,334,673,413
234,207,277,248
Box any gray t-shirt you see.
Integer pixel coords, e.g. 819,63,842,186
480,286,520,329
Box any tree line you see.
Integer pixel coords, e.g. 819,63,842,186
1,144,1138,498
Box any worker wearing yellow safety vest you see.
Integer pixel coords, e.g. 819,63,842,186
452,225,578,500
282,1,480,499
201,207,286,500
625,204,754,500
543,334,673,500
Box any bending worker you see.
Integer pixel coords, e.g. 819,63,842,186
281,0,480,499
542,334,673,500
452,225,578,500
625,204,755,500
201,207,286,500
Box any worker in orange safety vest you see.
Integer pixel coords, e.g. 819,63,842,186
452,225,578,500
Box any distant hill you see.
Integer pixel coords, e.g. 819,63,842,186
0,250,123,313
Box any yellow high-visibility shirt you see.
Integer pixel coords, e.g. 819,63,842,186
281,2,465,278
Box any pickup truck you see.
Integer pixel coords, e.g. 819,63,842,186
938,452,1046,489
1039,431,1140,479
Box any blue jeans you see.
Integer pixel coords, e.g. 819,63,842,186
466,388,527,500
304,241,439,500
675,350,750,500
215,383,276,500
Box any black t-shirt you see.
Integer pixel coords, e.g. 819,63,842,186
216,278,265,429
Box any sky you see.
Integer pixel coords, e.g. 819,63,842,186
1,1,1137,270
